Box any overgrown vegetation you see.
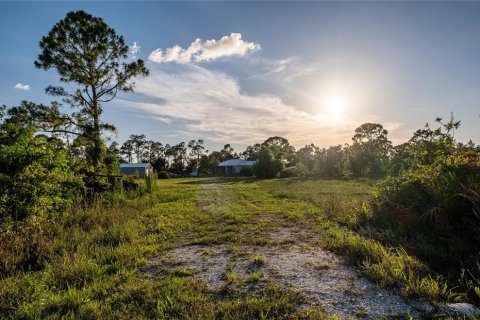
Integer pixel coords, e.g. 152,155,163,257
1,7,480,319
0,178,342,319
259,116,480,305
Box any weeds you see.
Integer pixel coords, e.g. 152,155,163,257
2,176,478,318
0,178,337,319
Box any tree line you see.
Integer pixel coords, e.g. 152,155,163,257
114,116,478,180
2,9,480,309
1,10,479,223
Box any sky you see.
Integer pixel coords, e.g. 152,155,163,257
1,1,479,152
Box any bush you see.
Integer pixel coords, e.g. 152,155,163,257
370,150,480,303
0,126,80,222
254,147,283,179
158,171,170,179
372,151,480,234
294,163,308,177
238,166,253,177
145,173,156,193
0,216,53,276
122,176,140,192
279,167,295,178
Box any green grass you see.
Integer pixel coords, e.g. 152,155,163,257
0,177,468,318
0,178,337,319
258,178,463,303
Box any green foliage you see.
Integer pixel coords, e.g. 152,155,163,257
35,10,149,179
254,147,284,179
238,166,254,176
262,136,295,163
295,144,346,178
0,125,80,222
294,162,309,177
158,170,170,179
105,150,121,177
347,123,392,177
279,167,296,178
145,173,155,193
361,115,480,304
0,178,339,319
199,152,220,175
122,176,140,192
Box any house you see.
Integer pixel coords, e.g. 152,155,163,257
120,163,153,178
217,159,256,175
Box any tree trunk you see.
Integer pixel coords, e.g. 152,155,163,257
89,90,107,178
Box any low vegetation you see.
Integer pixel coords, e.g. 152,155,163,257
0,178,338,319
1,7,479,319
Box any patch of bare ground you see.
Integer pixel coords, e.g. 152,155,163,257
145,215,436,319
264,227,434,319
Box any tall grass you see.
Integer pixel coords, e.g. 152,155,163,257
260,177,468,303
367,152,480,304
0,178,336,319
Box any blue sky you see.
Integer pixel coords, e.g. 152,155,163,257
1,1,479,151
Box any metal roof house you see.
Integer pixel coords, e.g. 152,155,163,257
120,163,153,178
218,159,256,175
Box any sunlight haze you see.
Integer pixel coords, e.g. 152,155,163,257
1,1,479,151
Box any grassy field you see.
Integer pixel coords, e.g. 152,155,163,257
0,177,462,319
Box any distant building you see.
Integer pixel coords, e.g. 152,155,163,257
218,159,256,175
120,163,153,178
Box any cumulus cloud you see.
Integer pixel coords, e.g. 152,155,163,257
148,33,260,64
118,65,357,147
129,42,141,59
13,83,30,90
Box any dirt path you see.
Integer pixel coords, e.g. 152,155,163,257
147,215,435,319
142,180,451,319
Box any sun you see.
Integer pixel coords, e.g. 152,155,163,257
315,94,349,124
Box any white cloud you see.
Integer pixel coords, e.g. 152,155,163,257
130,42,141,59
118,65,358,147
246,56,318,84
148,33,260,64
13,83,30,90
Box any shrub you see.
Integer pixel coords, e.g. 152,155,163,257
254,147,283,179
0,126,80,222
279,167,295,178
238,166,253,177
158,171,170,179
145,173,156,193
0,216,53,276
122,176,140,192
294,163,308,177
372,151,480,235
370,149,480,303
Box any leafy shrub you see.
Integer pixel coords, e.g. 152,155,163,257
373,151,480,233
158,171,170,179
279,167,295,178
370,149,480,302
0,216,54,276
238,166,253,176
254,147,283,179
122,176,140,191
145,173,156,193
0,126,80,222
294,163,309,177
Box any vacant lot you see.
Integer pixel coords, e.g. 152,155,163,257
0,178,461,319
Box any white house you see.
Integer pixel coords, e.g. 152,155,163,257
218,159,255,175
120,163,153,178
